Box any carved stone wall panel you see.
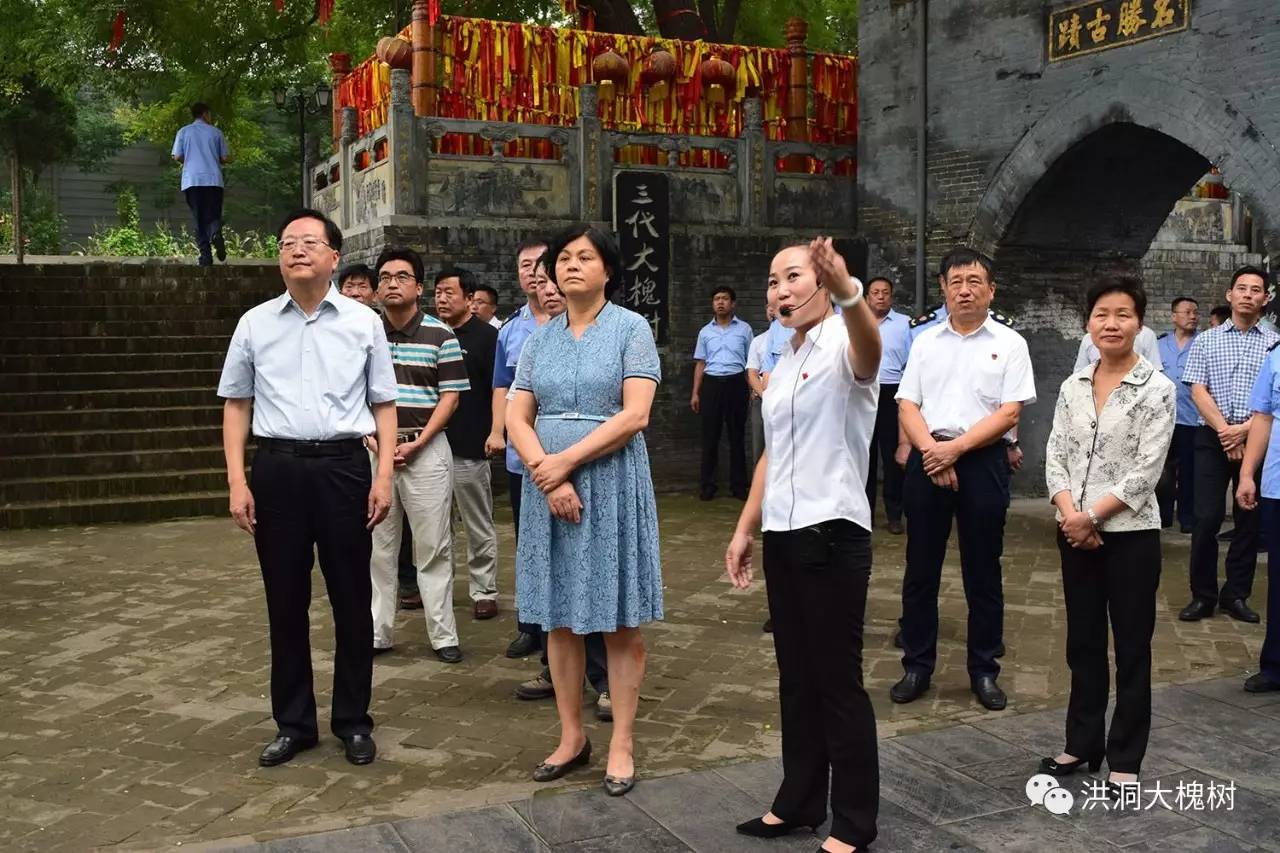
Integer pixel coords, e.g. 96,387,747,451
667,173,739,225
424,159,572,219
353,161,392,225
769,175,855,229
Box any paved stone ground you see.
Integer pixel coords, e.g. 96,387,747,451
0,496,1269,852
213,675,1280,853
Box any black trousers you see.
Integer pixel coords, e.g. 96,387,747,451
700,372,750,496
1057,529,1160,774
183,186,223,265
900,443,1009,680
251,443,374,740
764,520,878,849
866,383,904,524
1189,426,1259,604
1260,499,1280,682
1155,423,1196,529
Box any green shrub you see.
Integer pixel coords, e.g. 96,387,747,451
0,182,66,255
73,187,278,258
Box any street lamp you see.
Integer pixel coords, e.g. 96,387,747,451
272,83,332,206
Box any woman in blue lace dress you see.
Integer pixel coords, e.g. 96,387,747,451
506,224,662,797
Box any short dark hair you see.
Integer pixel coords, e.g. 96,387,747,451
712,285,738,302
1085,274,1147,323
545,224,624,298
517,236,549,256
191,102,210,118
1210,304,1232,322
1230,265,1270,290
474,284,499,305
1171,296,1198,310
338,263,376,290
434,265,479,297
277,208,343,252
867,276,894,290
534,249,552,273
374,247,425,284
938,246,996,283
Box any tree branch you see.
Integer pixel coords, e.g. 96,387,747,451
716,0,742,43
587,0,644,35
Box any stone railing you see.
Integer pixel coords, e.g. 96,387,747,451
313,69,856,235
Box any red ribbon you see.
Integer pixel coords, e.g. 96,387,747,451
109,10,125,51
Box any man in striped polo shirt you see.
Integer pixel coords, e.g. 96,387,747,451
369,247,472,664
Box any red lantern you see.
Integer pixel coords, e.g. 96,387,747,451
700,55,736,106
640,49,677,101
592,49,630,101
376,36,413,70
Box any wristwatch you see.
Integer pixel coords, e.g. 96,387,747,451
831,276,864,308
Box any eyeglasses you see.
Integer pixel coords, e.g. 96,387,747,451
378,272,418,286
279,237,331,253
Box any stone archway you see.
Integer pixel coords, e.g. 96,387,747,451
969,72,1280,257
964,73,1280,486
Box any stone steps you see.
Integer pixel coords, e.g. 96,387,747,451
0,262,280,528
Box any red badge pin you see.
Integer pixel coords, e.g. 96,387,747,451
802,373,809,380
991,353,998,360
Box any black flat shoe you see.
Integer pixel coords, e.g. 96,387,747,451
890,671,930,704
1178,599,1215,621
1107,779,1139,802
736,817,814,838
434,645,463,664
532,740,591,782
603,774,635,796
505,632,538,658
971,676,1008,711
342,734,376,765
1244,672,1280,693
892,628,902,649
1220,598,1260,623
995,640,1006,658
1038,754,1102,776
258,735,318,767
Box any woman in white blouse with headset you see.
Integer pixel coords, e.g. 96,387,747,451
1043,274,1175,798
725,238,881,853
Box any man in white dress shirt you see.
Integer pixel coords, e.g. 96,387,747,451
890,247,1037,712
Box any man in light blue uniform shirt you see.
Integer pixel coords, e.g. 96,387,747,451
171,102,229,266
1156,296,1200,531
484,237,550,661
866,277,911,533
691,286,755,500
1234,343,1280,693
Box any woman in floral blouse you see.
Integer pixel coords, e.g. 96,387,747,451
1042,274,1176,797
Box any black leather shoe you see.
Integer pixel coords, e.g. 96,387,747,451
1220,598,1260,623
1244,672,1280,693
887,519,905,535
736,817,815,838
342,734,376,765
892,629,902,649
762,619,773,633
258,735,318,767
1038,754,1102,777
505,632,538,658
434,645,463,664
1180,524,1194,534
890,672,930,704
603,774,636,796
1218,527,1236,541
971,676,1008,711
532,740,591,782
1178,599,1215,621
995,641,1006,658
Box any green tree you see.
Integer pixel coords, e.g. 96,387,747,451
0,75,77,260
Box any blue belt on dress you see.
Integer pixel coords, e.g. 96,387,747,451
536,412,610,423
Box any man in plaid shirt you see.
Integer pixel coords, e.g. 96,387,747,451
1180,266,1277,624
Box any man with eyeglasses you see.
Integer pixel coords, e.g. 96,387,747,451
218,209,397,768
369,248,471,664
471,285,502,329
1156,297,1201,533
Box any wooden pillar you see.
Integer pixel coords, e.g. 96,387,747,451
410,0,437,117
784,18,809,142
328,52,352,150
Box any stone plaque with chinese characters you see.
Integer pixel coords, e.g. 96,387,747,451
1048,0,1189,63
612,172,670,344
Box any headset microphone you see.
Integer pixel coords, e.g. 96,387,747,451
777,281,824,318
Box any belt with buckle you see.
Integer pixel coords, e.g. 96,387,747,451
398,429,423,443
929,432,957,442
258,437,363,457
536,412,609,423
